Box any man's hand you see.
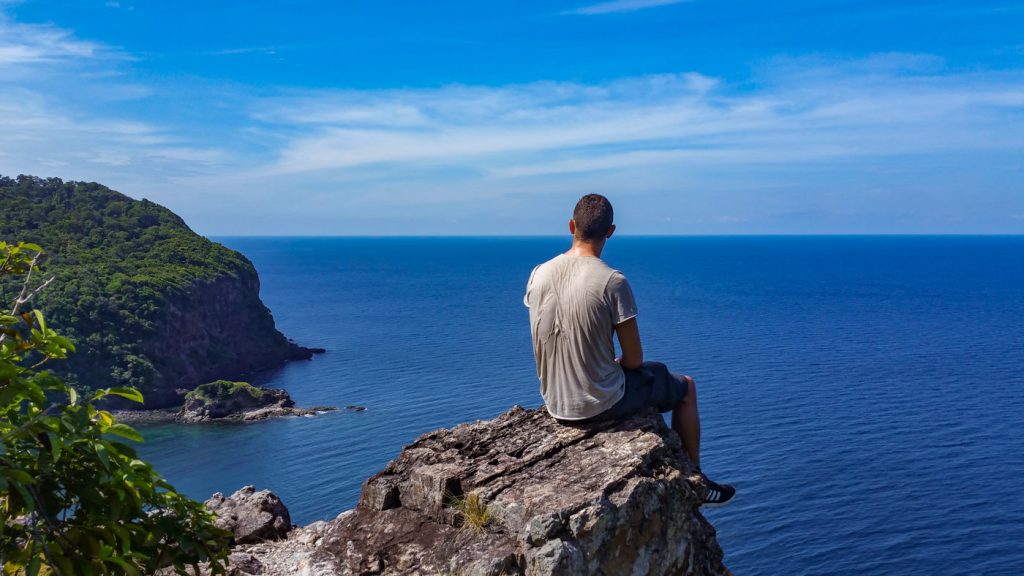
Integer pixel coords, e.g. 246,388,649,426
614,317,643,370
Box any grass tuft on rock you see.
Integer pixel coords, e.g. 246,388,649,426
449,492,492,534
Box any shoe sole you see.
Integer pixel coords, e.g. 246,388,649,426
701,495,736,509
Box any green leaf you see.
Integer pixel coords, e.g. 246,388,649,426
105,423,144,443
104,387,144,404
4,468,36,484
108,440,139,459
101,551,139,574
95,442,111,470
26,554,42,576
97,409,115,428
0,382,25,406
49,547,75,576
51,334,76,353
47,432,63,461
32,309,46,332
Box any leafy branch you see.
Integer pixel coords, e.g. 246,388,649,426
1,241,231,575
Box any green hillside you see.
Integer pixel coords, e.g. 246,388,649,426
0,174,293,406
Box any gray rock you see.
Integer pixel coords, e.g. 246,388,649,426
526,540,585,576
181,382,293,422
179,382,336,423
227,552,263,575
522,511,565,547
315,405,727,575
206,486,293,544
209,406,729,575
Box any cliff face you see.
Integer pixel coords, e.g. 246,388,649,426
142,274,292,407
0,174,304,408
226,406,730,575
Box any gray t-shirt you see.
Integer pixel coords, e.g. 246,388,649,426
524,254,638,420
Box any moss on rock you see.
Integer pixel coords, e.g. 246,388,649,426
180,381,295,422
186,380,264,403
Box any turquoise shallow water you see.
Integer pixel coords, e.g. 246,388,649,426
136,236,1024,575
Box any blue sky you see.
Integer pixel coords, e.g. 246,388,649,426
1,0,1022,234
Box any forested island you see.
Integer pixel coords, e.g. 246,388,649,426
0,174,316,408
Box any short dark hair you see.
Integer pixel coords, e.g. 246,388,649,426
572,194,614,241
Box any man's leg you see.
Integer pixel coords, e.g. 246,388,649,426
671,375,701,468
671,374,735,506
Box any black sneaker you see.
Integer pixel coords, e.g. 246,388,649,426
696,472,736,508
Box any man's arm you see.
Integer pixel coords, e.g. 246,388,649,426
614,317,644,370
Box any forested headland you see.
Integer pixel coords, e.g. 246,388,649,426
0,174,301,407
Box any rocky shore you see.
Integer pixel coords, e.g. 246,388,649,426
112,381,337,424
288,342,327,361
198,405,730,575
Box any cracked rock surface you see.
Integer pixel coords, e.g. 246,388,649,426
224,405,730,575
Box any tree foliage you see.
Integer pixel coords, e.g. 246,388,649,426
0,175,289,402
0,241,230,575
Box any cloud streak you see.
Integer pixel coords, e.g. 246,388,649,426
1,7,1022,234
249,59,1024,182
0,12,233,198
205,46,280,56
566,0,690,16
0,13,111,66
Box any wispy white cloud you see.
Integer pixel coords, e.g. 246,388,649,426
247,58,1024,182
566,0,690,16
1,2,1022,234
0,13,109,66
0,11,232,192
205,46,279,56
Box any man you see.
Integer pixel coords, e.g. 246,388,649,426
523,193,735,507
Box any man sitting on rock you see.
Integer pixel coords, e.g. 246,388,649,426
524,193,735,507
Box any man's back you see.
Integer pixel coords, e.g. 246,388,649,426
524,253,637,420
523,193,736,507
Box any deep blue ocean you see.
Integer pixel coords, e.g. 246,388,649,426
136,236,1024,575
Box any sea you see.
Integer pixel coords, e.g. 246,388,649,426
135,236,1024,575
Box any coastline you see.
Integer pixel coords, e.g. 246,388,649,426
111,406,340,426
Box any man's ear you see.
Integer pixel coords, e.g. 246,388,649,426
569,219,577,236
606,224,616,239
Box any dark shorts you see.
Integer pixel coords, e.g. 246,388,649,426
580,361,689,423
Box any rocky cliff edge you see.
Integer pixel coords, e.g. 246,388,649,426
223,405,730,576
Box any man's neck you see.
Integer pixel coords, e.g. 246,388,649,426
566,239,605,258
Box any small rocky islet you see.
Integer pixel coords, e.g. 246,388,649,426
113,380,344,424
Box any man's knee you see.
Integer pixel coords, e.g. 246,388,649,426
672,373,696,407
685,375,696,397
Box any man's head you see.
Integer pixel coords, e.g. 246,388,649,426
571,194,615,242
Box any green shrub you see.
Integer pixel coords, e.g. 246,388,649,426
185,381,262,403
0,241,230,575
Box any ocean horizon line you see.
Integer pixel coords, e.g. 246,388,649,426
209,233,1024,239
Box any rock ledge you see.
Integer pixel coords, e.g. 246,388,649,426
225,405,729,575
